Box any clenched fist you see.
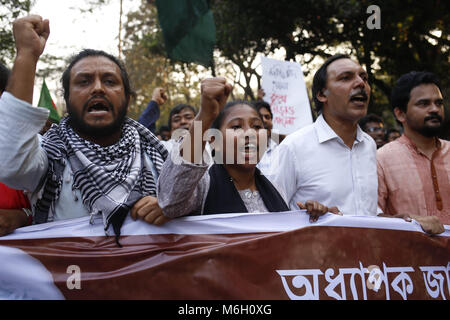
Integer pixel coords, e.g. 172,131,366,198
13,15,50,62
152,87,168,106
199,77,232,122
130,196,171,226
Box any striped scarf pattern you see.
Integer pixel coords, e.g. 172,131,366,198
34,117,168,242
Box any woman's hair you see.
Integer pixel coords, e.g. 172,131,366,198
211,100,263,130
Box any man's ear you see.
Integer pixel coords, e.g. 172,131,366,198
317,89,329,103
393,107,406,123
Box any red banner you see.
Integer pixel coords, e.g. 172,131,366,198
0,212,449,300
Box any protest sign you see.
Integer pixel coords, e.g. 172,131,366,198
261,56,313,135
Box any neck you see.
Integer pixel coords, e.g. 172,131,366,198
322,112,358,149
403,127,438,158
76,130,122,147
224,164,257,191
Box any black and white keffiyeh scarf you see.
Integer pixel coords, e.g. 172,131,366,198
34,117,168,244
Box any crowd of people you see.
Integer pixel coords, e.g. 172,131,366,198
0,15,448,243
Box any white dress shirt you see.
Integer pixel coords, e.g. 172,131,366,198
262,114,378,216
257,138,279,173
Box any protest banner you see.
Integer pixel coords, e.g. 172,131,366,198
261,56,313,135
0,212,448,300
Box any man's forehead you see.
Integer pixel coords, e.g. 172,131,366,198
410,83,443,100
258,107,271,115
174,108,195,117
367,121,384,127
70,56,121,76
327,58,365,76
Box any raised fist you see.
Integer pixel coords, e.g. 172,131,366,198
12,15,50,61
200,77,232,120
257,88,265,100
152,87,168,106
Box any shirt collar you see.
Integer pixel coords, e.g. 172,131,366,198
398,134,442,154
314,114,364,144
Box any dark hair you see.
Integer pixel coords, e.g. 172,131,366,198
158,125,170,133
168,104,197,131
358,113,384,131
385,128,401,140
211,100,263,130
61,49,135,105
0,62,10,93
253,100,273,119
391,71,442,113
312,54,351,114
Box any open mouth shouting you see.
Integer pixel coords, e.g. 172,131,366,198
85,97,112,116
349,90,369,106
237,141,259,164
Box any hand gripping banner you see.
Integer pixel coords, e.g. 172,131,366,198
0,211,449,300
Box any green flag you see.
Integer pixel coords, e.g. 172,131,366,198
38,79,60,124
155,0,216,67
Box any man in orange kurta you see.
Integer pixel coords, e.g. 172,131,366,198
377,71,449,226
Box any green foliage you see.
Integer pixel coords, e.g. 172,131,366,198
122,1,205,128
211,0,450,135
0,0,31,64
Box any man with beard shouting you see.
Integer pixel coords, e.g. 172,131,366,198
0,15,169,242
377,71,449,227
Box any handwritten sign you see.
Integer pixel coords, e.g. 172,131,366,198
261,56,313,135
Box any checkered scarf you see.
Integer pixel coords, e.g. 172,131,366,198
34,117,168,244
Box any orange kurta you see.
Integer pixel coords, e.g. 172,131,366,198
377,135,450,224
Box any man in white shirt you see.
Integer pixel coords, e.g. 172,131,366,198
265,54,378,218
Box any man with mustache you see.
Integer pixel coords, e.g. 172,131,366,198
0,15,169,241
377,71,449,226
266,54,378,220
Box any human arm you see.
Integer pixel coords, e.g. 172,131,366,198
156,144,211,218
156,78,231,218
377,213,445,235
0,209,29,236
6,15,49,103
138,88,168,133
181,77,231,164
376,153,443,234
257,88,265,100
130,196,170,226
297,201,342,223
0,16,50,192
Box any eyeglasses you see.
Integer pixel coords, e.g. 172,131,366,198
366,127,385,133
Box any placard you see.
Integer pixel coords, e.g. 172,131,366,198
261,56,313,135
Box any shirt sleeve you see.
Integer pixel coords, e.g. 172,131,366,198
138,100,160,133
0,92,49,193
157,142,211,218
